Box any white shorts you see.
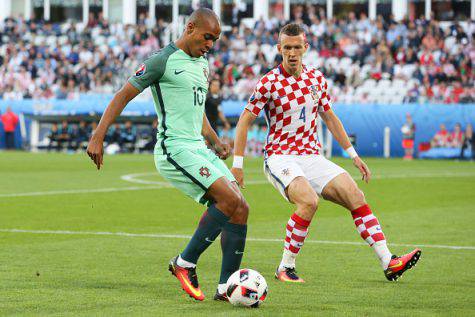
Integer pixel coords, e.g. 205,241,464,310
263,154,347,200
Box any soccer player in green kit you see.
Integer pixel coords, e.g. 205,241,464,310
87,8,248,302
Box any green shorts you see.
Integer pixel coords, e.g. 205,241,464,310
154,145,235,205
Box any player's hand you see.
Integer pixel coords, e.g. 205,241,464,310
231,167,245,189
214,141,231,160
86,136,104,170
353,156,371,183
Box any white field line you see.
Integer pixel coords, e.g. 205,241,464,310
1,171,474,198
0,228,473,251
0,186,166,198
120,171,475,186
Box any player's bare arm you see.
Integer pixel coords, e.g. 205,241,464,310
231,109,257,188
202,113,231,160
320,109,371,183
87,82,140,169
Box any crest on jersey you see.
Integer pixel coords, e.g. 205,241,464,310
199,167,211,178
310,85,318,99
135,63,146,77
310,84,321,104
203,68,209,81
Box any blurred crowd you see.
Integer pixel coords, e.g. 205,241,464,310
428,123,474,159
40,119,266,156
42,119,156,153
0,8,474,104
430,123,471,149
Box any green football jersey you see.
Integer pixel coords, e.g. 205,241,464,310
128,43,209,151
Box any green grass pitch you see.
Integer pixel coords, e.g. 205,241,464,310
0,152,474,316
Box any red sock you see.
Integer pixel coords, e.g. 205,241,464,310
284,213,311,254
351,204,386,246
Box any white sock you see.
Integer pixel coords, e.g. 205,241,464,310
278,248,297,271
217,283,227,294
372,241,392,269
177,255,196,268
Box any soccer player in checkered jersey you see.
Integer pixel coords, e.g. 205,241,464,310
231,23,421,282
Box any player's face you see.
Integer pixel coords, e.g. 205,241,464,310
187,20,221,58
210,80,220,94
277,34,308,73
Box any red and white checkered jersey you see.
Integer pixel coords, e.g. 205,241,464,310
245,64,332,157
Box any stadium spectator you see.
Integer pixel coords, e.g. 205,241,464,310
0,14,472,104
449,123,464,148
120,121,137,152
401,113,415,160
106,123,122,145
1,106,19,149
47,123,59,151
460,123,474,160
205,79,230,133
73,120,90,150
431,124,449,148
143,119,158,152
57,120,73,150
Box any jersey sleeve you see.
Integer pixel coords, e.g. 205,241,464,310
317,74,332,113
245,75,271,116
128,52,167,92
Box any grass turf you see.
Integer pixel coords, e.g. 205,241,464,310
0,151,474,316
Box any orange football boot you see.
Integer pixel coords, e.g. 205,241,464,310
168,255,205,301
384,248,422,281
275,267,305,283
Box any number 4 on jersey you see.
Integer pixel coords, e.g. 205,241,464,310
299,107,306,123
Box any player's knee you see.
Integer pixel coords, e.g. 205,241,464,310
298,196,319,217
351,188,366,207
224,193,242,213
229,197,249,224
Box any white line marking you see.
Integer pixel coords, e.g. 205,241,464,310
120,171,475,186
1,170,474,198
1,229,473,250
0,186,165,198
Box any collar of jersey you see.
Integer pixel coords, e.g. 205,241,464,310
279,64,307,79
170,42,201,61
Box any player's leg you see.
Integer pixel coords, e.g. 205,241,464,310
197,149,250,301
157,149,244,300
275,176,318,282
321,172,421,281
214,181,249,300
264,155,317,283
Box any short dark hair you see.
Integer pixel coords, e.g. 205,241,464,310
279,23,306,42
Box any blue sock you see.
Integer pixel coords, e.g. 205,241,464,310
219,222,247,284
180,204,229,264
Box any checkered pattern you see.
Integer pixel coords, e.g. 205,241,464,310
351,204,386,246
246,64,332,157
284,213,310,254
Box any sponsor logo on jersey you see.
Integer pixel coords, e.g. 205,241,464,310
282,168,290,176
135,63,146,77
174,69,185,75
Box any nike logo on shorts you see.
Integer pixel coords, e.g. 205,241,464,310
205,237,214,243
235,250,244,255
174,70,185,75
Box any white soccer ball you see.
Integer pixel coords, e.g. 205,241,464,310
225,268,268,308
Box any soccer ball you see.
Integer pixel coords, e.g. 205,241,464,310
225,269,268,308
